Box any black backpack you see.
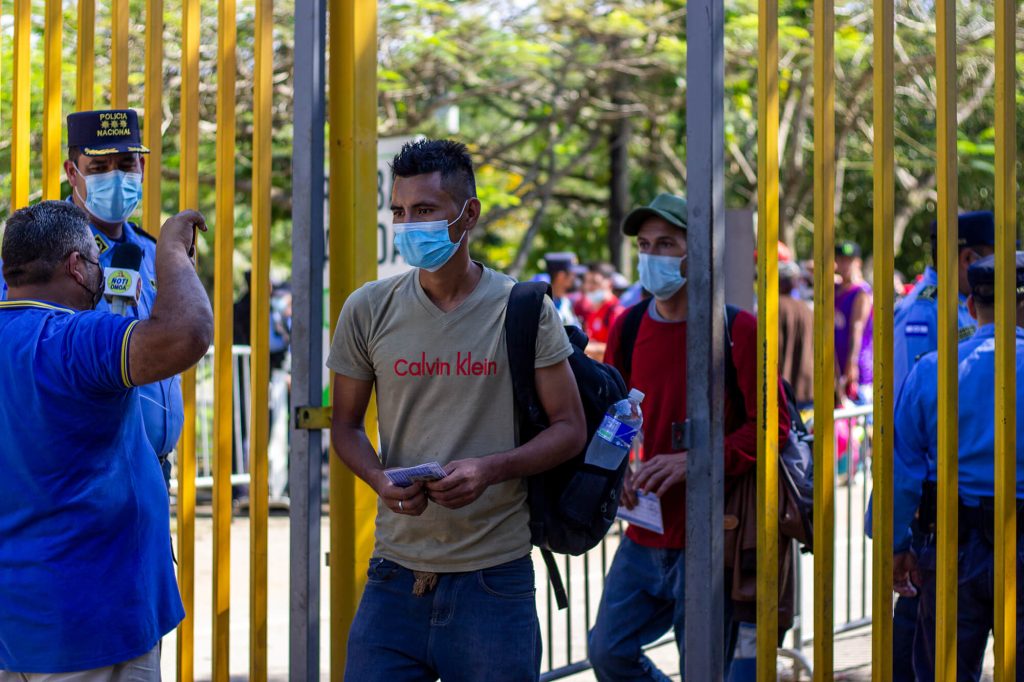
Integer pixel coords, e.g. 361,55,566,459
616,301,814,552
505,282,629,609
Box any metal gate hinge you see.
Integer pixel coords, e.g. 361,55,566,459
295,405,332,430
671,420,691,451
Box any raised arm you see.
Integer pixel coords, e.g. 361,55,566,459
128,210,214,385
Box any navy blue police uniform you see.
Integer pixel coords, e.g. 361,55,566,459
884,210,995,680
890,253,1024,681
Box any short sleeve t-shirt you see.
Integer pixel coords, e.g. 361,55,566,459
327,266,573,572
0,301,184,673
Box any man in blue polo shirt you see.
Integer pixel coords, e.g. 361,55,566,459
0,201,212,678
0,109,184,486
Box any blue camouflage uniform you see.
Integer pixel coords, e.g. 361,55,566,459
888,253,1024,681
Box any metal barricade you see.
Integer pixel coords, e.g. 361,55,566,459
169,346,254,495
538,404,877,680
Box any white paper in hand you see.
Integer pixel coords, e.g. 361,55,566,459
616,491,664,534
384,462,448,488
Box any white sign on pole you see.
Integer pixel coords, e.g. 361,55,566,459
376,136,417,279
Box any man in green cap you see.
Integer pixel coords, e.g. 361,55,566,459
587,193,792,679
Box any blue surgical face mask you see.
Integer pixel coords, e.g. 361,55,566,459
73,165,144,225
638,253,687,300
393,201,470,272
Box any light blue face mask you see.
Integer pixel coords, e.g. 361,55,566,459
74,166,144,225
393,201,470,272
638,253,687,300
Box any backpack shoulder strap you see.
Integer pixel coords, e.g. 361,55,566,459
506,282,551,439
614,300,648,377
724,305,745,419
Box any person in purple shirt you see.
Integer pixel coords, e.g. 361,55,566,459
834,240,873,403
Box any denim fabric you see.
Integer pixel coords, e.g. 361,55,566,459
588,536,736,681
913,527,1024,682
344,555,541,682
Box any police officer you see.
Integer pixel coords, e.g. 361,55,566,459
893,211,995,391
890,252,1024,681
884,211,994,680
59,110,184,485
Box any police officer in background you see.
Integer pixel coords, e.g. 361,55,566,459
885,210,995,680
64,110,184,485
890,252,1024,681
893,211,995,390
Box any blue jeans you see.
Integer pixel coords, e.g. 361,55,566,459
914,526,1024,682
588,536,736,681
345,554,541,682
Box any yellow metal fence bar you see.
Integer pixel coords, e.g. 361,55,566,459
112,0,129,108
77,0,95,111
327,0,354,675
870,0,895,676
43,0,62,200
248,0,273,675
993,0,1017,676
756,0,780,672
143,0,163,235
328,0,380,675
934,0,959,675
212,0,237,675
812,0,836,674
872,0,897,675
176,0,201,673
12,0,31,209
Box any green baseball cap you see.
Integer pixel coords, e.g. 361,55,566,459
622,193,688,236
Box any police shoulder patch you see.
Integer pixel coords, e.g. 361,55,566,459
94,233,110,255
917,286,938,301
904,322,930,336
958,325,977,342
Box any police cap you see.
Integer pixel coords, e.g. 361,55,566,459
67,109,150,157
930,210,996,249
545,252,580,276
967,251,1024,304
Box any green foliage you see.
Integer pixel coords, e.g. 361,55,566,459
2,0,1022,288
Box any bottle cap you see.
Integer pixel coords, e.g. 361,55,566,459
628,388,645,403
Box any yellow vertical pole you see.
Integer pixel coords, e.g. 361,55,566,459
812,0,836,675
112,0,129,108
176,0,201,676
212,0,237,675
934,0,959,676
43,0,63,200
329,0,379,676
77,0,96,111
12,0,31,209
248,0,273,675
870,0,895,677
993,0,1017,677
143,0,163,235
756,0,780,674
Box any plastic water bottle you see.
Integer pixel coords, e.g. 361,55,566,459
585,389,645,470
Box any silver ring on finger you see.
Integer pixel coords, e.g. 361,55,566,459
399,499,404,512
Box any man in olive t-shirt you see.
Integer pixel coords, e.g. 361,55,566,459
328,139,586,682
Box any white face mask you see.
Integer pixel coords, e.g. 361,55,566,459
586,290,609,306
